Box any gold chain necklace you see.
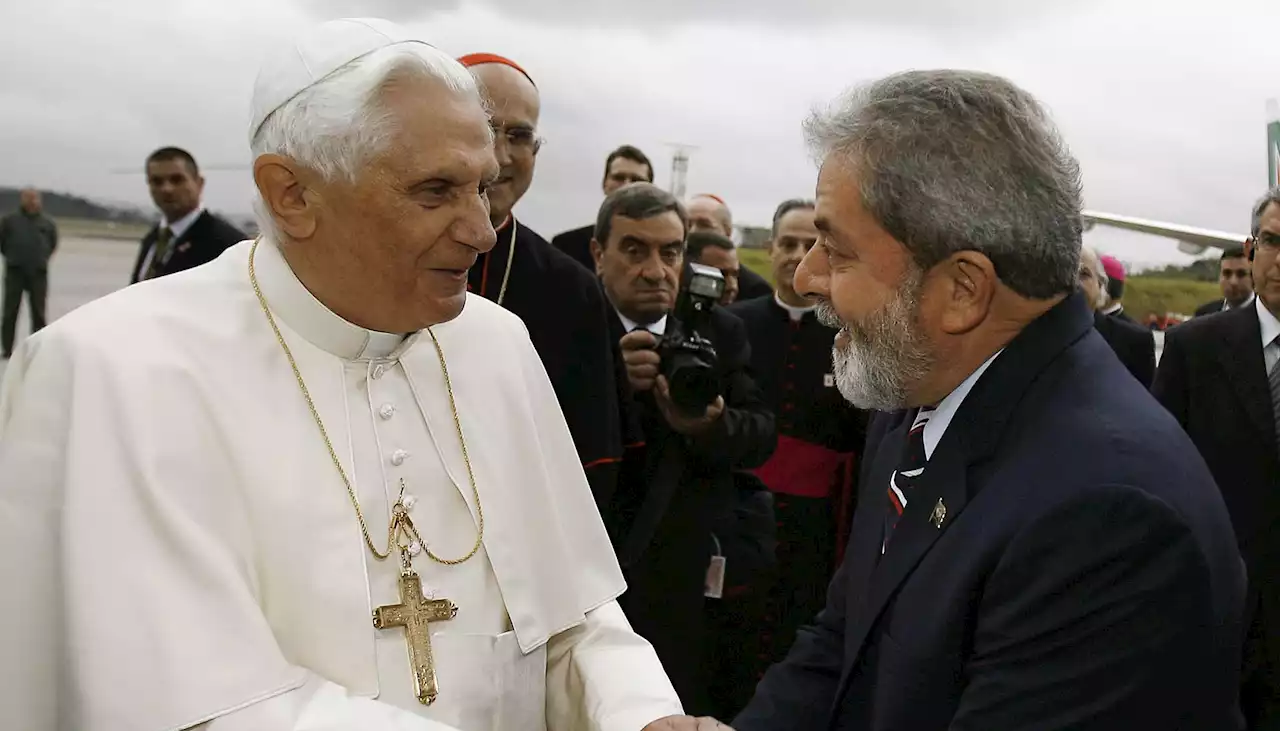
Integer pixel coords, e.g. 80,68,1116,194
247,237,485,566
495,218,517,306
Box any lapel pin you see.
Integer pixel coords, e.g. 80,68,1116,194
929,498,947,529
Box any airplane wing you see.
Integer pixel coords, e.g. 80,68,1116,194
1081,210,1246,256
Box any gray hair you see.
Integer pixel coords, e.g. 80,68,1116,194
803,69,1084,299
771,198,815,237
250,43,487,239
594,182,688,248
1251,187,1280,237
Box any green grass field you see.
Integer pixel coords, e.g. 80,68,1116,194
737,247,1216,318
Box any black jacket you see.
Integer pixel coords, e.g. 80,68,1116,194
549,223,597,273
1153,302,1280,727
1092,309,1156,387
606,305,776,711
0,211,57,271
468,218,625,510
736,293,1245,731
131,210,244,283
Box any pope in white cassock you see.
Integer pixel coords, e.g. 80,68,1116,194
0,17,728,731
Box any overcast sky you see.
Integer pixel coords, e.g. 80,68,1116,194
1,0,1276,268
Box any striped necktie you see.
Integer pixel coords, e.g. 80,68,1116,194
1268,336,1280,459
884,406,935,552
145,226,173,280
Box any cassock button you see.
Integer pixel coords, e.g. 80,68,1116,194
390,449,409,466
372,364,386,380
403,493,417,511
379,403,395,420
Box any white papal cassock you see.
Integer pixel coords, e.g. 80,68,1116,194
0,238,683,731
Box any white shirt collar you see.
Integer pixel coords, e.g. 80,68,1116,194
1101,302,1122,316
774,293,815,322
922,349,1003,460
162,205,205,239
253,236,417,361
616,309,667,336
1257,296,1280,350
1225,293,1256,311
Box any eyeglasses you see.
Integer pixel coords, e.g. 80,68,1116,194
493,124,544,155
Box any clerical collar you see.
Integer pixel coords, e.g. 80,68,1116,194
774,293,815,322
616,309,667,336
254,236,416,361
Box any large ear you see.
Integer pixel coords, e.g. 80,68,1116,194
590,238,604,276
253,154,317,240
1245,237,1255,261
931,250,999,336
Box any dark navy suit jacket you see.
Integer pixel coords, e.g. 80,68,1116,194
734,292,1246,731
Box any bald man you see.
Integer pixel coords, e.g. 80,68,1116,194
686,195,773,301
459,53,628,511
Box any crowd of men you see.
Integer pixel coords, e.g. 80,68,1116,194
2,15,1280,731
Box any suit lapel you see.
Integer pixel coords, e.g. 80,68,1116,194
841,413,909,620
836,430,972,697
1215,306,1275,444
831,292,1095,704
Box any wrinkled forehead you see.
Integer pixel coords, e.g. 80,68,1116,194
470,63,540,125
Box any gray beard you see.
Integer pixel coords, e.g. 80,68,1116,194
814,277,933,412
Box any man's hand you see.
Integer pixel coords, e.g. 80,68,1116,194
621,329,662,392
643,715,735,731
654,375,724,436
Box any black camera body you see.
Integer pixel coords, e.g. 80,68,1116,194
658,262,726,417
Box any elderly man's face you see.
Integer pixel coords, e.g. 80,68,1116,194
796,158,934,411
471,64,540,227
313,74,498,330
687,197,731,237
1078,250,1105,311
594,211,686,325
1250,202,1280,316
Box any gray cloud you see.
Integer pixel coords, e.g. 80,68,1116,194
299,0,1089,31
2,0,1277,273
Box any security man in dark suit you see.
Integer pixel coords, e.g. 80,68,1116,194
551,144,654,271
1153,187,1280,729
732,69,1245,731
1194,245,1255,317
591,182,776,715
1080,246,1157,387
131,147,245,284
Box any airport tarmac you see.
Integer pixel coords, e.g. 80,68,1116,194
0,236,136,383
0,236,1167,396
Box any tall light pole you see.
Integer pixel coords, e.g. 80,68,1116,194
1267,99,1279,188
664,142,698,201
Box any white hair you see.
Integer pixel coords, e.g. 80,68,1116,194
1080,245,1110,309
250,43,487,239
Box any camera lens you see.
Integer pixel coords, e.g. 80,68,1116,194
668,356,718,415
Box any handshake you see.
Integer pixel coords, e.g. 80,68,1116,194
644,716,734,731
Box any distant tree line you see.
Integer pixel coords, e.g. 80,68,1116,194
1133,257,1219,283
0,186,151,224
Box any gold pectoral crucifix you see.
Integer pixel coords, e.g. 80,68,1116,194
372,510,459,705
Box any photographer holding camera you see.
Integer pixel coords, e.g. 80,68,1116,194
590,183,777,715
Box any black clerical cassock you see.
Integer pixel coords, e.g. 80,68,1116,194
467,217,625,508
727,295,869,678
